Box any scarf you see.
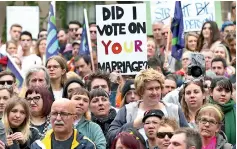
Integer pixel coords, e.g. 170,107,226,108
209,97,236,144
91,108,117,135
202,136,217,149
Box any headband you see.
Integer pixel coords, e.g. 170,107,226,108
199,106,223,121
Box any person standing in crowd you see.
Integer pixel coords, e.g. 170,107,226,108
62,77,85,98
147,37,157,59
89,22,97,45
0,24,22,56
3,98,41,148
0,71,18,96
67,40,81,72
162,74,177,98
197,21,221,52
156,117,179,149
20,31,42,76
38,29,47,39
75,28,82,41
168,128,202,149
181,79,206,128
225,32,236,61
111,132,146,149
70,88,106,149
89,88,117,137
31,99,96,149
221,21,235,39
34,38,46,65
211,57,228,77
107,69,188,146
0,86,13,119
195,104,233,148
209,77,236,145
6,40,17,56
68,21,81,44
25,87,53,136
213,44,231,64
57,29,70,58
120,80,140,107
74,55,92,82
201,50,214,71
184,32,199,52
152,21,164,49
46,55,67,100
143,109,164,149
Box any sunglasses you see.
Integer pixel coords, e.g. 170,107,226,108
75,34,81,37
69,28,78,32
90,31,96,34
157,132,174,139
0,80,14,85
39,34,47,38
232,6,236,9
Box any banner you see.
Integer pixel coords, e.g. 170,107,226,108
96,4,147,75
150,1,215,32
7,6,39,40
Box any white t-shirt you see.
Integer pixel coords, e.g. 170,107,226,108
21,54,42,77
53,88,63,100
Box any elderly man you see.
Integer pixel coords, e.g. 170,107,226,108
31,99,96,149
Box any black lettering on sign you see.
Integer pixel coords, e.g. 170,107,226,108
98,61,148,73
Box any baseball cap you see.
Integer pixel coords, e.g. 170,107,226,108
142,109,164,123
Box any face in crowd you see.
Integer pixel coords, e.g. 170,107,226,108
147,38,156,59
157,125,175,149
144,116,161,140
152,22,163,41
46,58,66,82
6,42,17,56
38,39,47,56
213,46,227,60
57,30,68,45
90,94,110,117
10,26,22,42
211,61,225,76
20,35,32,51
71,92,89,117
69,23,80,40
201,51,213,70
202,23,211,40
0,88,11,115
26,91,44,117
28,70,48,88
89,24,97,41
125,89,140,104
38,30,47,39
162,79,176,97
187,35,197,51
75,57,92,78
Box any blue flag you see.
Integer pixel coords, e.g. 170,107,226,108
46,3,59,60
6,55,23,88
79,17,90,56
171,1,185,60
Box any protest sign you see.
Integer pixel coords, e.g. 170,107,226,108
7,6,39,40
96,4,147,75
150,1,215,32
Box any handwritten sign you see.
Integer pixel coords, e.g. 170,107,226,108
96,4,147,75
150,1,215,32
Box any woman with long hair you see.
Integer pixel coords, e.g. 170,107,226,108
34,38,46,65
197,21,221,52
181,79,206,128
184,32,199,52
0,86,14,119
70,87,106,149
25,87,53,136
209,77,236,145
195,104,233,148
3,98,41,149
46,55,67,100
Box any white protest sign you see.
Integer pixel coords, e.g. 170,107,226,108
7,6,39,40
150,1,215,32
96,4,147,75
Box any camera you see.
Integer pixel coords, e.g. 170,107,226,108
187,53,205,78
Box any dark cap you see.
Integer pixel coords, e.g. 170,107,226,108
142,109,164,123
121,80,135,99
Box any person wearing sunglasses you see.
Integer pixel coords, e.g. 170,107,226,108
37,29,47,40
156,117,179,149
143,109,164,149
0,71,18,94
25,87,53,136
68,21,81,43
195,104,233,148
89,23,97,44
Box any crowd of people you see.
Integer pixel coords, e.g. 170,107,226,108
0,1,235,149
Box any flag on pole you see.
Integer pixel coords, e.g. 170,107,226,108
171,1,185,60
46,2,59,60
79,16,90,56
6,54,23,88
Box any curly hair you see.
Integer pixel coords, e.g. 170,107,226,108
135,68,164,96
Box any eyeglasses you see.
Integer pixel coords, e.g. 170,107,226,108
75,34,81,37
232,6,236,9
47,65,61,70
0,80,14,85
50,112,75,119
157,132,174,139
39,34,47,38
90,31,96,34
26,96,41,103
69,28,78,32
198,117,219,126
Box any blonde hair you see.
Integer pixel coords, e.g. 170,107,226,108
213,44,231,64
3,98,31,142
195,103,224,123
185,32,199,51
135,68,164,96
159,117,179,131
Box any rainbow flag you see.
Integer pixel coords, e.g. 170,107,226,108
46,2,59,60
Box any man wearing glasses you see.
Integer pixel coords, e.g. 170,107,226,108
68,21,81,43
0,71,17,94
89,23,97,44
31,99,96,149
